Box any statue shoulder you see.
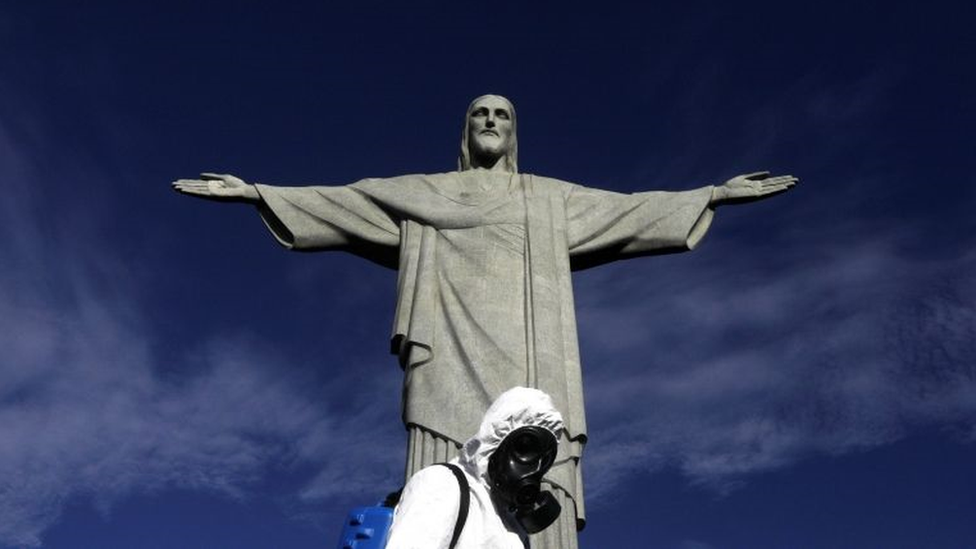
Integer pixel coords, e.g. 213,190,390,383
526,173,571,185
351,172,460,190
522,173,579,195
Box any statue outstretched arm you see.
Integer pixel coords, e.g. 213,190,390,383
171,173,260,204
563,181,716,270
171,173,400,266
709,171,797,207
562,171,795,269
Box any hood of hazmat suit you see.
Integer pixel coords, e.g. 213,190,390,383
386,387,565,549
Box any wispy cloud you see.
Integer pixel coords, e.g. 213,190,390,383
0,110,402,547
576,204,976,502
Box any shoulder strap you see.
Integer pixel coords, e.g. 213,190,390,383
438,463,470,549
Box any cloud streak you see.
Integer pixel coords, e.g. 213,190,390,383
0,112,403,547
576,202,976,501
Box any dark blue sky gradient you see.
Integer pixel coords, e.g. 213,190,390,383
1,2,974,548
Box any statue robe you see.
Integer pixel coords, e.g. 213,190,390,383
253,170,714,536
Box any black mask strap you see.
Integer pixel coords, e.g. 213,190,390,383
438,463,470,549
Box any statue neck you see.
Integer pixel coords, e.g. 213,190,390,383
469,154,513,173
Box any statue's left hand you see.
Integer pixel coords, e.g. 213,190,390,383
711,171,798,206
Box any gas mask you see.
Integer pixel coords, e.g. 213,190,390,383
487,425,561,534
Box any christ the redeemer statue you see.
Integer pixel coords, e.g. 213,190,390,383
173,94,795,549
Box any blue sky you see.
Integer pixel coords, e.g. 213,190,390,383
1,2,974,548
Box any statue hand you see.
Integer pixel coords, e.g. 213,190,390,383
171,173,260,203
711,171,797,206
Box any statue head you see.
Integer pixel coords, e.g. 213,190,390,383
459,94,518,173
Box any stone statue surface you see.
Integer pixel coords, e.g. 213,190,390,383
173,94,796,549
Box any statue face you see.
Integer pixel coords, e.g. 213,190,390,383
467,95,514,164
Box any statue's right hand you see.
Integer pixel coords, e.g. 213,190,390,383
171,173,260,203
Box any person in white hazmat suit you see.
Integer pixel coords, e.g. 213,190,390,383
386,387,565,549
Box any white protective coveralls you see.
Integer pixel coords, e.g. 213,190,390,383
386,387,565,549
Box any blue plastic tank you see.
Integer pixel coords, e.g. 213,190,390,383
336,505,395,549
